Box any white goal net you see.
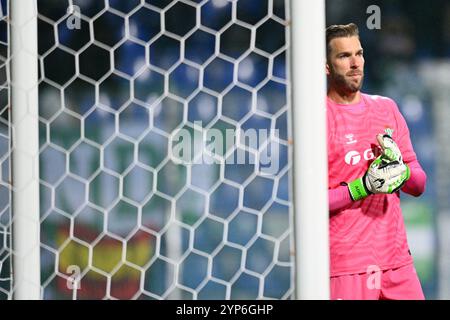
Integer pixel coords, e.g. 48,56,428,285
1,0,294,299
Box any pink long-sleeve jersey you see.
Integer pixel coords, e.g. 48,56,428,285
327,93,426,277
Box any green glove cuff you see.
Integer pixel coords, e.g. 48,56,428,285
405,163,411,181
348,177,370,201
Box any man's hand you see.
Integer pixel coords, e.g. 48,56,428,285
348,156,410,201
377,133,403,164
363,156,410,194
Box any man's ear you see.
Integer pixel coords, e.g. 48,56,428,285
326,63,331,76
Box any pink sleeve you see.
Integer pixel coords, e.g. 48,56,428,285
390,99,427,196
329,185,353,212
402,159,427,196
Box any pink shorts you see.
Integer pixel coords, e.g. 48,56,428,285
330,263,425,300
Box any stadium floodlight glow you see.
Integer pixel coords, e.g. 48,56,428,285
238,60,255,80
212,0,230,9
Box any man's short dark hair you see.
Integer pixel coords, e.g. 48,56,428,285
326,23,359,58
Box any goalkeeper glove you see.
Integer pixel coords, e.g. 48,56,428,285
377,133,403,164
347,156,410,201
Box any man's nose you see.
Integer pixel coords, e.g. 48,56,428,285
350,56,360,68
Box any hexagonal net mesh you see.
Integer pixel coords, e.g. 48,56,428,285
1,0,293,299
0,0,11,300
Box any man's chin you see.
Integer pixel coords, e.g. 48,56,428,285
347,80,363,92
331,76,363,93
349,85,362,93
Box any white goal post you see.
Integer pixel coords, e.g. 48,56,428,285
290,0,329,299
10,0,41,300
5,0,329,300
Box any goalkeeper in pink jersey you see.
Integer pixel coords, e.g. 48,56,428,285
325,23,427,300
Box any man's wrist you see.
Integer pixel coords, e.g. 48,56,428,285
405,163,411,181
347,177,370,201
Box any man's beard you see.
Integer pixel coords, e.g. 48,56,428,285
330,72,364,94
